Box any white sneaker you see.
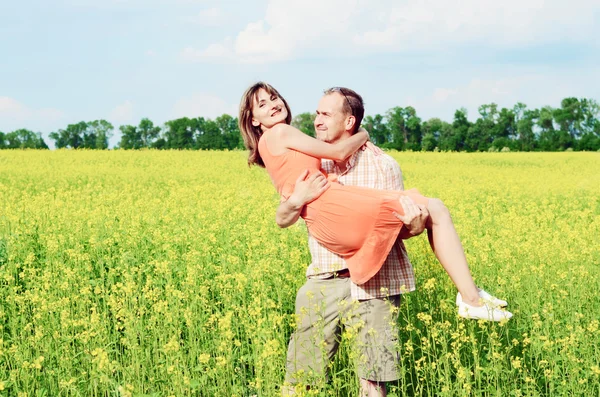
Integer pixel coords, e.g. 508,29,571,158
456,288,508,308
457,301,513,322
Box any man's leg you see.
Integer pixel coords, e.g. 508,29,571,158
347,295,402,397
283,278,352,395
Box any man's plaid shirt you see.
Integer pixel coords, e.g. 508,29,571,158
305,147,417,301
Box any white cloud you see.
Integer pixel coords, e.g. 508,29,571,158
181,40,235,62
184,0,600,64
185,7,224,26
109,100,135,125
168,0,211,4
146,49,157,56
0,96,65,131
432,88,458,103
405,71,597,122
67,0,211,7
183,0,360,63
171,93,237,119
0,97,29,119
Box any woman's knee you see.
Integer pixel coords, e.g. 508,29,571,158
428,198,450,219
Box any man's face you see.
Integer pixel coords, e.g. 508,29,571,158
314,93,351,143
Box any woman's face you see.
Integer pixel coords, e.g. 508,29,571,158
251,88,288,130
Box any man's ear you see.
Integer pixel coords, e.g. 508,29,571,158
252,118,260,127
346,115,356,132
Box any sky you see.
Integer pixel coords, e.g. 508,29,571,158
1,0,599,148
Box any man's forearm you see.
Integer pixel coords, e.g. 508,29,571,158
275,169,330,228
275,197,304,228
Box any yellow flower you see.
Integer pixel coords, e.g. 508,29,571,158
417,312,433,326
199,354,211,364
423,278,436,291
511,356,522,370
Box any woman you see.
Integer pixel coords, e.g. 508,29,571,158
239,82,512,321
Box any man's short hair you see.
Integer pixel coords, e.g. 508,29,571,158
323,87,365,134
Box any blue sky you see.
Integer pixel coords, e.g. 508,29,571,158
1,0,599,148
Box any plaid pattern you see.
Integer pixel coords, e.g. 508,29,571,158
305,147,417,300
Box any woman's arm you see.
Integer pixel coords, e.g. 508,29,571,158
274,124,368,161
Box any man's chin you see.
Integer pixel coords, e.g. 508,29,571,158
316,133,329,142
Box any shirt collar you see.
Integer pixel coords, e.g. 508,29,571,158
333,149,361,176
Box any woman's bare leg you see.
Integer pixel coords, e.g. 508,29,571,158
425,198,481,306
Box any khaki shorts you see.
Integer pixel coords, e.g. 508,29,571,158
285,277,401,385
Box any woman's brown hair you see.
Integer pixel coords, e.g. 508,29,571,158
238,82,292,167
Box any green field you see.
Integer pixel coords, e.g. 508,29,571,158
0,151,599,396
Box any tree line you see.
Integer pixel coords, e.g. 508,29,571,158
1,97,599,151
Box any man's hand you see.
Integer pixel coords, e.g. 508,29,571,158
276,170,330,228
394,196,429,238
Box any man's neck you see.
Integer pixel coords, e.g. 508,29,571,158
334,159,350,173
328,131,355,173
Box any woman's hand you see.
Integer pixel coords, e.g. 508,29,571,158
363,141,383,156
357,127,370,142
356,128,383,156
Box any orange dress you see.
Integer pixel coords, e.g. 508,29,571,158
258,135,429,285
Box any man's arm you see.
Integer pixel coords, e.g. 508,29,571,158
275,170,330,228
381,157,428,239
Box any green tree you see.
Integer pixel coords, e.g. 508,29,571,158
490,107,517,150
537,106,573,150
581,99,600,134
516,109,538,151
513,102,527,124
421,118,448,151
497,108,516,140
215,114,241,149
554,98,585,141
165,117,195,149
49,122,87,149
119,124,142,149
386,106,422,150
88,120,114,149
151,137,168,149
439,108,470,151
577,98,600,150
4,129,48,149
291,112,316,137
194,118,221,150
578,131,600,151
466,120,492,151
362,114,388,145
81,123,97,149
465,103,499,151
138,118,161,148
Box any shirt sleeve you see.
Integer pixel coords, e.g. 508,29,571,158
382,156,405,191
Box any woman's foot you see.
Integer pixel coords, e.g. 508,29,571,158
456,288,508,307
457,301,513,322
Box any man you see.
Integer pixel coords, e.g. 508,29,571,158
277,87,430,396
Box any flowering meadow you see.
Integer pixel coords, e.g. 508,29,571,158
0,150,599,396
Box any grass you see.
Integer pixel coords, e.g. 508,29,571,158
0,150,598,396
